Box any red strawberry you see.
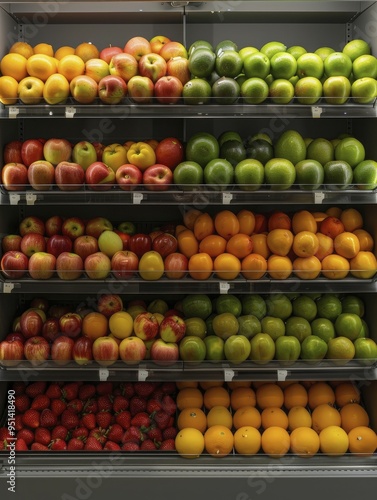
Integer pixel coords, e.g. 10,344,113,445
81,413,96,431
31,442,49,451
12,381,27,394
107,424,124,444
119,382,135,399
61,409,79,430
51,426,69,441
15,414,24,431
89,428,107,445
96,382,113,396
15,438,28,451
147,398,162,414
40,409,57,428
113,395,129,413
50,438,67,451
46,383,63,399
31,394,50,411
147,426,162,442
161,382,176,395
84,436,103,451
78,383,96,400
134,382,157,398
153,410,170,430
62,382,79,401
131,412,151,429
67,437,85,451
25,382,47,399
163,426,177,440
161,394,176,416
83,398,98,414
67,398,84,414
115,411,131,430
96,411,113,429
121,442,140,451
51,399,66,417
15,394,31,413
97,394,113,412
159,438,175,451
122,426,143,444
0,428,11,440
129,396,147,416
140,439,157,451
17,428,34,446
167,416,175,428
104,441,121,451
71,427,89,439
151,387,165,401
22,409,40,429
34,427,51,446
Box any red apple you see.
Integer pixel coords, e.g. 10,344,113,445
92,142,105,162
100,45,123,63
92,336,119,366
150,36,171,54
85,217,113,238
109,52,138,82
51,335,75,365
155,137,184,170
62,217,86,240
29,297,49,312
59,312,82,338
20,232,46,257
70,75,98,104
114,230,130,250
149,230,163,242
0,339,24,365
138,53,167,83
21,139,44,167
28,251,56,280
117,221,136,235
46,234,73,257
142,164,173,191
19,216,45,236
98,75,127,104
124,36,152,61
150,338,179,362
3,140,23,164
159,41,188,62
73,336,93,365
97,294,123,317
115,163,143,190
73,235,99,260
152,232,178,258
24,336,50,366
84,251,111,279
45,215,63,237
102,143,128,173
84,58,110,83
1,250,28,279
166,56,191,85
129,233,152,258
43,138,72,166
111,250,139,279
127,75,154,103
159,314,186,343
1,162,28,191
133,312,159,341
164,252,188,279
85,161,115,190
55,161,85,191
1,234,22,252
20,309,44,339
27,160,55,190
154,75,183,104
42,317,60,342
47,304,72,319
56,251,83,280
118,336,146,363
5,332,25,343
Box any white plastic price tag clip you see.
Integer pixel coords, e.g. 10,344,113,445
219,282,230,294
224,368,235,382
8,107,19,119
3,283,15,293
314,191,325,204
133,192,144,204
138,369,148,381
9,194,20,205
65,106,76,118
311,106,322,118
26,192,37,205
277,369,288,382
222,192,233,204
98,368,109,381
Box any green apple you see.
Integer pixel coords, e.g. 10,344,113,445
300,335,328,363
179,336,206,362
173,161,203,190
249,332,275,363
72,141,97,171
354,337,377,365
97,230,123,257
274,335,301,364
241,294,267,320
203,158,234,191
224,334,251,364
237,315,261,339
234,158,264,191
285,316,312,343
260,316,285,341
204,335,225,361
265,294,292,320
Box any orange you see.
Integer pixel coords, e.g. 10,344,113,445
283,383,308,409
206,405,233,429
234,426,261,455
0,53,28,81
176,388,204,410
254,213,268,233
335,382,361,407
340,207,364,232
188,252,213,280
82,312,109,341
193,212,215,241
250,233,271,259
267,255,293,280
233,406,262,430
75,42,100,62
308,382,335,410
54,45,75,60
340,403,370,433
348,426,377,456
261,407,289,429
204,425,234,457
291,210,318,234
227,381,252,390
319,425,349,456
177,229,199,258
183,208,202,230
353,228,374,252
241,253,268,280
319,216,345,239
350,251,377,279
315,232,334,261
237,209,256,235
9,41,34,59
33,43,54,57
293,231,319,257
226,233,253,259
293,255,322,280
57,54,85,82
175,224,187,236
0,76,18,105
290,427,320,457
321,254,350,280
311,403,342,433
312,211,328,225
203,386,231,410
267,211,292,231
214,210,240,240
261,426,290,458
230,387,256,410
334,231,360,259
213,253,241,280
176,381,199,390
198,234,227,258
145,139,159,150
266,228,294,256
26,54,57,81
256,383,284,409
177,407,207,433
288,406,312,431
326,206,343,218
175,427,205,458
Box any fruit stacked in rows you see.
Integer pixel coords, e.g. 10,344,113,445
174,380,377,458
0,381,177,451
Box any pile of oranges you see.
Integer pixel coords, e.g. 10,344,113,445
177,206,377,281
174,380,377,458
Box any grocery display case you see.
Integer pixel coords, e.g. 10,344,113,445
1,1,377,499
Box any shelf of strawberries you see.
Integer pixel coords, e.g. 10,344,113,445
0,379,376,462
